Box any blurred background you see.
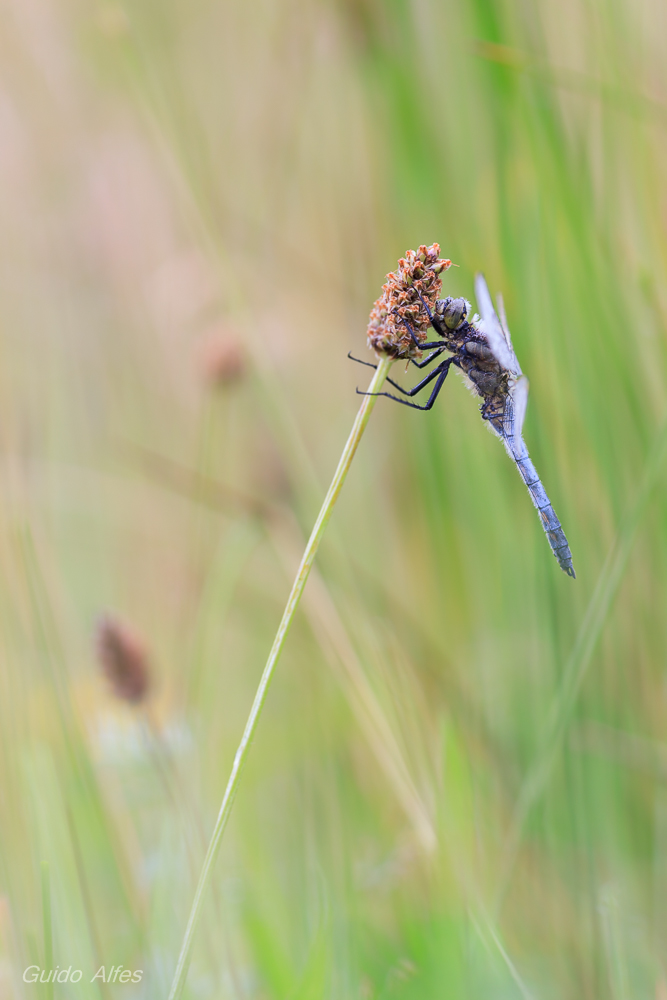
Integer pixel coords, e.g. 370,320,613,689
1,0,666,996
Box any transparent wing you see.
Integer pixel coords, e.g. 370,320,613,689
495,293,522,376
511,374,529,440
500,376,529,460
474,273,519,374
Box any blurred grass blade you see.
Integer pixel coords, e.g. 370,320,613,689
501,413,667,893
273,517,436,852
599,885,630,1000
470,910,536,1000
168,357,392,1000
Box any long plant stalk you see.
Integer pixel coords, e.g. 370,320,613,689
168,355,392,1000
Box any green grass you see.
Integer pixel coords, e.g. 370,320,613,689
1,0,667,996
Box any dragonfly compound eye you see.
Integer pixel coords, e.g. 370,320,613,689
441,297,469,330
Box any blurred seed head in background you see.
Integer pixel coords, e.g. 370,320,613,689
95,614,151,704
197,326,247,389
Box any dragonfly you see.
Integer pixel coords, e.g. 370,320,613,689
354,274,575,578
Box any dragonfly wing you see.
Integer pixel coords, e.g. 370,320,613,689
500,393,520,461
495,293,522,375
511,374,529,441
474,273,515,372
499,376,529,461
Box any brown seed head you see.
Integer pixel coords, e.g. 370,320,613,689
367,244,452,359
198,328,246,388
95,615,151,704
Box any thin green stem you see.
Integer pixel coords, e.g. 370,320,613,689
41,861,53,1000
168,355,393,1000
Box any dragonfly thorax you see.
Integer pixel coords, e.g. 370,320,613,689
462,339,497,364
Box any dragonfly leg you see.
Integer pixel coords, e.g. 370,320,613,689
414,290,455,340
348,349,448,389
414,288,435,323
347,352,377,370
357,357,457,410
348,348,446,374
348,353,434,395
392,311,444,351
409,348,447,369
481,399,503,422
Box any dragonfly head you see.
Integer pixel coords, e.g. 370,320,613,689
435,297,469,331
